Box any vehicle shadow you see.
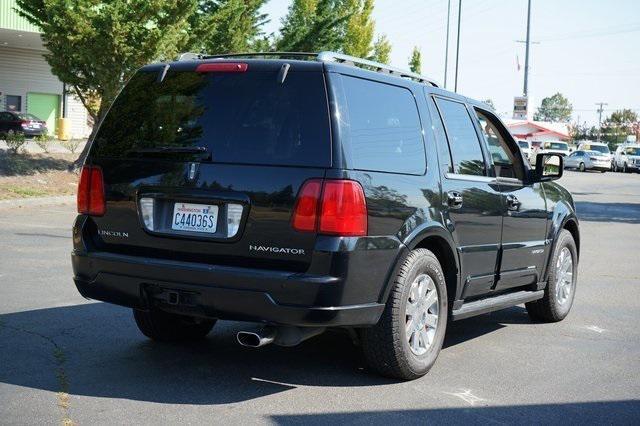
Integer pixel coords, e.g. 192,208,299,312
0,150,72,176
574,201,640,224
0,302,532,405
444,305,532,349
269,401,640,424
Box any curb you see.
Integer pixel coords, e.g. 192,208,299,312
0,195,75,210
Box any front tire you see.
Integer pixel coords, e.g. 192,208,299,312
133,308,216,341
361,249,448,380
579,162,586,172
526,230,577,322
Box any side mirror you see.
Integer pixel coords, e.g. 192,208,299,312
532,153,563,182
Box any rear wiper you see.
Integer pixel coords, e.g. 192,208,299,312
127,146,211,160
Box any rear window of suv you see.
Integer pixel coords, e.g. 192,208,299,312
91,68,331,167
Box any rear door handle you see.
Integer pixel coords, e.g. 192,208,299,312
447,191,463,209
506,194,521,211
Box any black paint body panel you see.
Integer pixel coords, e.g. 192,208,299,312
72,58,579,326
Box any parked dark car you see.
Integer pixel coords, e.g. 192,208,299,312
0,111,48,138
71,52,580,380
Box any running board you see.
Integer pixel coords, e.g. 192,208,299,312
451,290,544,321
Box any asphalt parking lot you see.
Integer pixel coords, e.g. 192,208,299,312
1,170,639,425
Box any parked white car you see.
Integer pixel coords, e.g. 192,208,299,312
613,144,640,173
517,140,532,162
577,142,612,163
564,150,610,172
540,141,571,157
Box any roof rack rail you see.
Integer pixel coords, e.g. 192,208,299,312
176,50,440,87
200,52,317,60
317,51,440,87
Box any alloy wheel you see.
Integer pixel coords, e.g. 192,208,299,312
405,274,439,356
555,247,574,305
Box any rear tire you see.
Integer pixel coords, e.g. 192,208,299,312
133,308,216,341
526,230,577,322
361,249,448,380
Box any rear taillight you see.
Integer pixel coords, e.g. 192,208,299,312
292,179,322,232
20,121,29,128
77,166,105,216
292,179,367,236
196,62,248,73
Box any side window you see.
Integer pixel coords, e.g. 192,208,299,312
340,75,426,175
474,109,525,180
434,98,485,176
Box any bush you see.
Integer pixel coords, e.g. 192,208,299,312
34,134,54,153
60,138,82,154
5,131,26,154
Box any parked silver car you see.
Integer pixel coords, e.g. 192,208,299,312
564,150,610,172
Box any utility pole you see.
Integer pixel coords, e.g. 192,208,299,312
523,0,532,96
444,0,451,88
596,102,608,142
454,0,462,92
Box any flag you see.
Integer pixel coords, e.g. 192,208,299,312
516,54,521,71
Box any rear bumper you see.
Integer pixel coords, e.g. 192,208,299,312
71,242,402,327
22,128,47,137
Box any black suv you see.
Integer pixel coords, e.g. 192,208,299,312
72,52,579,380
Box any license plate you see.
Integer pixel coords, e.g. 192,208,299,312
171,203,218,234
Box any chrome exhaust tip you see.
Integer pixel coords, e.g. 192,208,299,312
236,328,276,348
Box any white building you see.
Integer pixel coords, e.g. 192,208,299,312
0,0,92,137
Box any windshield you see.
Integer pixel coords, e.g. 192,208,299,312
91,68,331,167
624,147,640,156
584,144,610,154
518,141,529,148
585,150,601,156
545,142,568,150
16,113,40,121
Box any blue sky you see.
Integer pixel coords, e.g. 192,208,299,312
260,0,640,125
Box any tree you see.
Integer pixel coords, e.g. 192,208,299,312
533,93,573,122
276,0,389,57
16,0,269,165
371,34,392,64
601,109,639,146
276,0,353,52
16,0,197,164
568,121,595,142
343,0,375,58
187,0,268,54
408,46,421,74
483,99,495,110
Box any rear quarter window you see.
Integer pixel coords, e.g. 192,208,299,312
337,75,426,175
